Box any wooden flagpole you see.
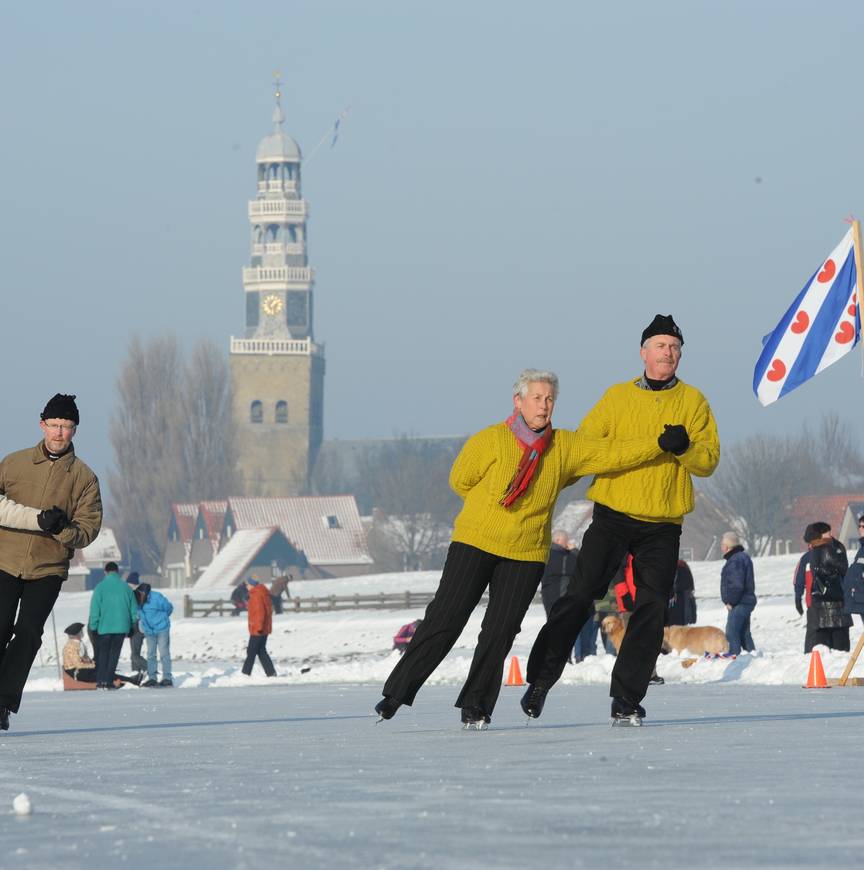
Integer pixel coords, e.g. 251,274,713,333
850,219,864,372
837,218,864,686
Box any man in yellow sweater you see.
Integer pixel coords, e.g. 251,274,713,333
522,315,720,725
375,367,689,728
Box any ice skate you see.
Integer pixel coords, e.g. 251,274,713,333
520,683,549,722
610,697,645,727
0,707,9,731
460,706,490,730
374,696,401,722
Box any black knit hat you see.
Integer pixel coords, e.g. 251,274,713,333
64,622,85,636
41,393,79,425
641,315,683,346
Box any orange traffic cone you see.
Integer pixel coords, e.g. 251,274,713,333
505,656,525,687
804,649,829,689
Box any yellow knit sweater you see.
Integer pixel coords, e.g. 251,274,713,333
580,378,720,524
450,424,663,562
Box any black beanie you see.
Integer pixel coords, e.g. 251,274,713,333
641,314,683,346
41,394,79,425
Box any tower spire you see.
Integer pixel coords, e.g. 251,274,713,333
272,70,284,130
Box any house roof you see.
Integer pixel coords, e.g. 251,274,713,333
193,527,279,590
170,502,199,544
199,500,227,541
80,527,122,565
790,494,864,539
226,495,373,565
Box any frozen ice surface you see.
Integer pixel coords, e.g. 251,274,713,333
2,682,863,869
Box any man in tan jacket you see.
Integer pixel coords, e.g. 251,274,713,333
0,394,102,730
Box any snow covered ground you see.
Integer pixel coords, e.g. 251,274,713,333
22,550,864,694
3,683,864,869
4,551,864,868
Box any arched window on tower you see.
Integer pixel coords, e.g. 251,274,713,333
275,401,288,424
250,401,263,424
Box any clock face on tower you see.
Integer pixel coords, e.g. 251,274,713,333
261,294,284,316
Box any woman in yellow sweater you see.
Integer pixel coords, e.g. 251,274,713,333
374,368,686,728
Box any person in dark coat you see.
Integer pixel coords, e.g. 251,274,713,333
720,532,756,656
666,559,696,626
230,581,249,616
843,515,864,626
794,522,851,653
540,531,578,615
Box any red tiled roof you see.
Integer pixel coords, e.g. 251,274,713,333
199,500,227,541
789,494,864,537
226,495,372,566
171,502,199,544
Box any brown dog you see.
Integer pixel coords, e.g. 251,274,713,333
600,614,627,653
662,625,729,656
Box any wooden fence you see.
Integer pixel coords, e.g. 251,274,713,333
183,590,544,618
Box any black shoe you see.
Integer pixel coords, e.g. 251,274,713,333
648,672,665,685
0,707,9,731
611,697,645,726
141,679,159,688
520,683,549,719
159,678,173,687
460,706,490,729
374,696,401,720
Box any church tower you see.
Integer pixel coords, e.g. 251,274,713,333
230,79,325,495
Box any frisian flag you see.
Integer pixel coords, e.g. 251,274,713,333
753,226,861,405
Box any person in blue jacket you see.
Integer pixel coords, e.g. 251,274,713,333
843,514,864,627
135,583,174,687
720,532,757,656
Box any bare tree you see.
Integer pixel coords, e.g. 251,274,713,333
182,340,239,500
706,413,864,555
109,335,238,571
314,435,463,571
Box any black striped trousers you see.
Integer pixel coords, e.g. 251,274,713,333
382,542,544,715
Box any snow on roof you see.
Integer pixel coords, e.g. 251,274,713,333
193,528,277,590
80,527,121,565
227,495,373,565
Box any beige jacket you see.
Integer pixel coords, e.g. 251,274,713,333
0,494,40,531
0,442,102,580
62,638,94,673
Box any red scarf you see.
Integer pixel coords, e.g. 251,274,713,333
500,411,553,508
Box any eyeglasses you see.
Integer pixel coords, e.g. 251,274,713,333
42,423,76,433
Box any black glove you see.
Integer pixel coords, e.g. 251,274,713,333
658,424,690,456
36,506,69,534
795,598,804,616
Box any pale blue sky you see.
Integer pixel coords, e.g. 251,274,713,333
3,1,864,485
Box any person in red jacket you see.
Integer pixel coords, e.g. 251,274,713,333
241,579,276,677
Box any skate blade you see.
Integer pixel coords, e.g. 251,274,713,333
611,715,643,727
462,721,488,731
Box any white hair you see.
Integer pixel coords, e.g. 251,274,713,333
721,531,740,548
513,369,559,400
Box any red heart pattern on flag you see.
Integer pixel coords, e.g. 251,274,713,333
817,259,836,283
766,359,786,381
790,311,809,334
835,321,855,344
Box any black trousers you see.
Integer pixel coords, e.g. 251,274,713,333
527,505,681,704
65,667,97,683
94,633,126,685
382,542,544,715
243,635,276,676
0,571,63,712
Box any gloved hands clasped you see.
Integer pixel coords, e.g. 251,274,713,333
658,424,689,456
37,505,69,534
